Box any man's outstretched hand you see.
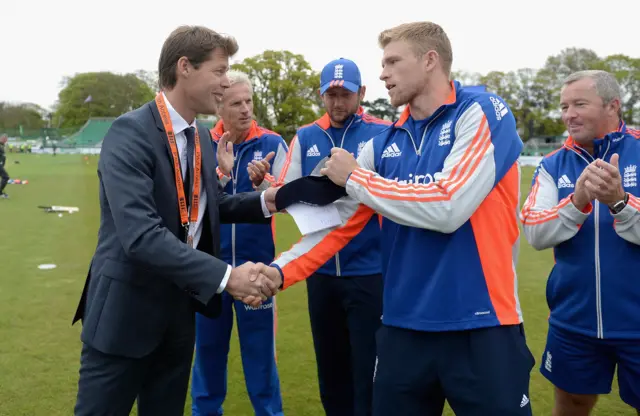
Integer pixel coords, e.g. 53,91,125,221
234,264,283,306
225,262,279,308
254,264,283,288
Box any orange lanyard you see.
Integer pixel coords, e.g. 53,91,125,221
155,93,202,247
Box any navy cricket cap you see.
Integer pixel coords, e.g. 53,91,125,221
275,157,348,211
275,175,348,211
319,58,362,95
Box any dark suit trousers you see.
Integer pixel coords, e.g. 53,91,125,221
74,296,195,416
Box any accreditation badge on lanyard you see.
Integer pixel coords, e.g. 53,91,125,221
155,93,202,248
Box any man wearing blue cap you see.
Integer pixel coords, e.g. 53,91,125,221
275,58,391,416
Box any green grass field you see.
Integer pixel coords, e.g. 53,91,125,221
0,154,634,415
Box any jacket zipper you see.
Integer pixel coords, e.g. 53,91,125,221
595,140,610,338
567,141,610,338
318,116,356,276
594,202,602,338
399,108,445,156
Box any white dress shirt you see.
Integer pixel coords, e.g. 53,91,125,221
163,94,271,294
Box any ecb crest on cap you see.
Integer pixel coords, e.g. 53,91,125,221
334,64,344,79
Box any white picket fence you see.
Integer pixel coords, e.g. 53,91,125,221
30,147,101,155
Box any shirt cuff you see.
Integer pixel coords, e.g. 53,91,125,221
216,265,232,294
270,263,284,289
255,179,271,192
216,166,231,179
260,191,273,218
612,200,637,223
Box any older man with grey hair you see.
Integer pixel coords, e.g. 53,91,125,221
521,69,640,416
190,69,288,416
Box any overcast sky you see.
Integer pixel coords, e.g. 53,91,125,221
2,0,638,111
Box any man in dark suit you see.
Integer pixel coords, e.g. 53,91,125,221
72,25,282,416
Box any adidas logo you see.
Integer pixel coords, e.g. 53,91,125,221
382,143,402,158
490,96,509,120
557,174,574,189
306,144,321,157
520,394,529,408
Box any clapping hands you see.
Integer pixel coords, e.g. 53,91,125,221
225,261,283,307
248,151,275,188
572,153,626,210
216,132,234,177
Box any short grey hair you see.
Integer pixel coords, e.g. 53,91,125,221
563,70,621,113
226,70,253,95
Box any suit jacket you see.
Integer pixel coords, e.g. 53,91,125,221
72,100,270,358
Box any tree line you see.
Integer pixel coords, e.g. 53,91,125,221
1,47,637,143
454,48,640,140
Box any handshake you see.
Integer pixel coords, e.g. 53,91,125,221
225,261,284,307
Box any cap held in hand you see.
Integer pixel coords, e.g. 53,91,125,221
275,156,348,211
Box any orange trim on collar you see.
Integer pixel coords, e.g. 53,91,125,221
211,119,261,142
564,120,629,149
315,106,365,130
396,81,457,127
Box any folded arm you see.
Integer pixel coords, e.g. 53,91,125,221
99,115,228,304
346,102,522,233
520,162,592,250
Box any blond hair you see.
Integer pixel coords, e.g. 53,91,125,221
226,70,253,94
378,21,453,76
219,70,254,111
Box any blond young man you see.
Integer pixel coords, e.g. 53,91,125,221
258,21,534,415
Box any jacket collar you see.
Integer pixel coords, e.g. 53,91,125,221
563,120,629,158
395,80,458,128
211,119,262,144
151,93,196,134
315,106,365,130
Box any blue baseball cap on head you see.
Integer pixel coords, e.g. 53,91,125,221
319,58,362,95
